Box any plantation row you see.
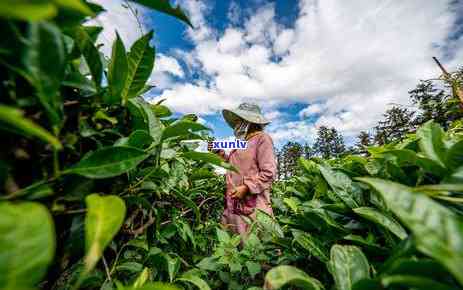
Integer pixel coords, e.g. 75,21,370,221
1,1,463,290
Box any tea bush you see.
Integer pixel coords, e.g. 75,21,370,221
1,1,463,290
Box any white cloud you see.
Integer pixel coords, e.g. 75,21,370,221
86,0,150,55
299,104,324,118
93,0,462,144
156,54,184,77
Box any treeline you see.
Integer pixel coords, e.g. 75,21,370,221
276,70,463,179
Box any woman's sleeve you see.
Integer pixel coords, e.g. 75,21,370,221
243,134,277,194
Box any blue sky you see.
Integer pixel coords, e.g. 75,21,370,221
91,0,463,147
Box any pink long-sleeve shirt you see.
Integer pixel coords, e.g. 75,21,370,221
219,132,277,235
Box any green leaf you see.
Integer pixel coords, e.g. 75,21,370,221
162,253,180,282
177,271,211,290
0,1,57,21
318,164,359,208
131,0,193,28
292,230,329,262
416,121,447,168
122,31,155,103
381,275,456,290
197,257,218,271
151,104,172,118
357,177,463,285
132,267,150,288
162,120,211,140
445,139,463,171
255,209,284,238
116,262,143,273
0,202,55,289
67,146,149,179
24,22,65,126
328,245,370,290
62,70,97,93
353,207,407,240
182,151,237,172
133,282,182,290
75,26,103,88
107,32,128,104
84,194,126,272
264,265,324,290
0,105,62,149
53,0,94,16
115,130,154,149
128,98,163,144
245,261,261,278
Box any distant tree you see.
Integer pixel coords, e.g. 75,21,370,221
279,141,304,178
314,126,346,158
355,131,372,155
303,143,315,159
409,76,463,129
374,106,414,145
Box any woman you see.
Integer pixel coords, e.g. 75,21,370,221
209,103,277,237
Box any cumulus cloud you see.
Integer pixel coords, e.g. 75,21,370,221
92,0,462,145
150,0,463,144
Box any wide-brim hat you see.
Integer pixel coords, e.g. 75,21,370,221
222,103,270,129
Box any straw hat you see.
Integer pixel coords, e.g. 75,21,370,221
222,103,270,128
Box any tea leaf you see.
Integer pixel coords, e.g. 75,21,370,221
417,121,447,168
75,26,103,88
122,31,155,103
0,105,62,150
84,194,126,271
67,146,149,178
358,178,463,285
0,1,56,21
264,265,324,290
107,32,128,104
329,245,370,290
182,151,237,172
177,271,211,290
132,0,193,28
0,202,55,289
25,22,65,126
353,207,407,240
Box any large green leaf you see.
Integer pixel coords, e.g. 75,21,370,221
115,130,154,149
264,265,324,290
0,0,92,21
353,207,407,240
75,26,103,87
0,105,62,150
107,32,128,104
128,98,163,144
177,270,211,290
66,146,149,178
53,0,94,15
84,194,126,271
416,121,447,168
162,120,211,140
182,151,237,172
122,31,155,103
0,1,56,21
358,178,463,285
445,139,463,171
0,202,55,289
318,164,360,208
292,230,329,262
381,275,456,290
329,245,370,290
255,209,284,238
132,0,193,28
24,22,65,126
